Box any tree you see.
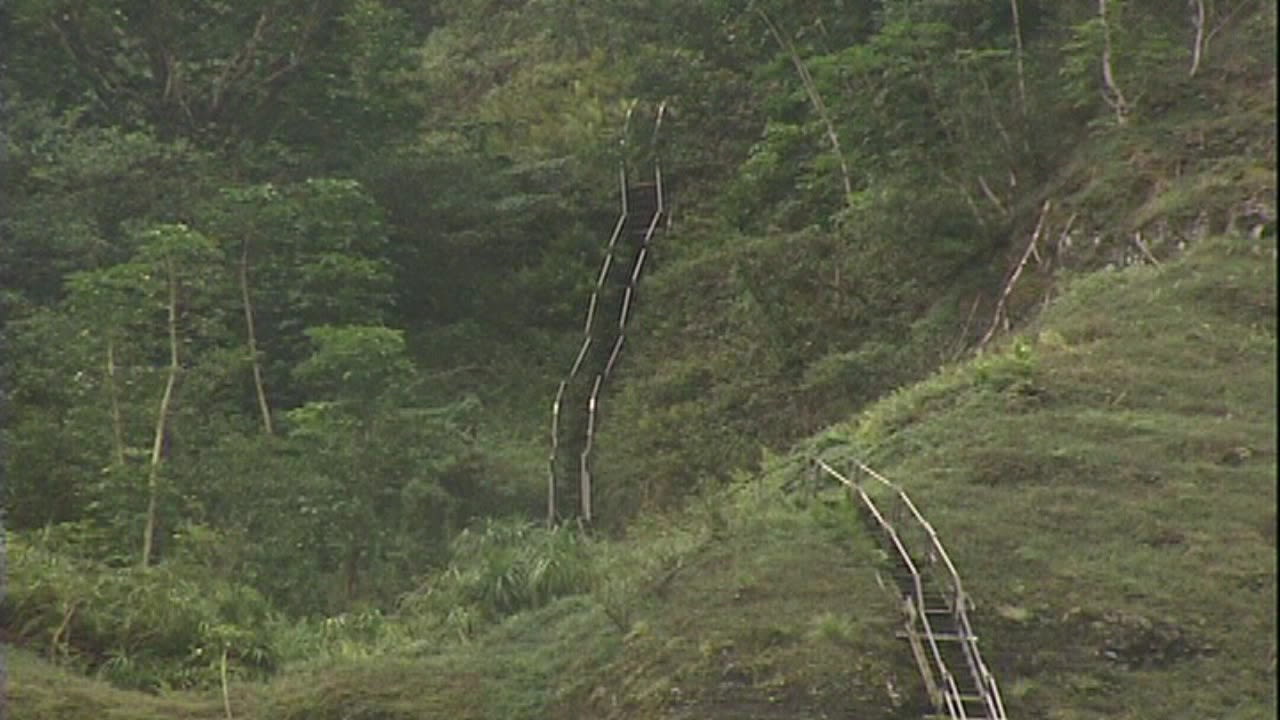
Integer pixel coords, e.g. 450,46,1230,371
285,325,477,607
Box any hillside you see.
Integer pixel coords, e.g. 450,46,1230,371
2,1,1276,718
11,228,1275,719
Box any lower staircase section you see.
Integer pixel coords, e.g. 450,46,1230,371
815,458,1008,720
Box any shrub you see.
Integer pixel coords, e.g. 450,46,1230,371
1,532,278,691
401,518,594,633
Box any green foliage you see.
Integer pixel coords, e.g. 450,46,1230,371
973,338,1038,393
403,519,594,634
292,325,414,408
268,608,416,667
1058,0,1188,124
3,534,277,692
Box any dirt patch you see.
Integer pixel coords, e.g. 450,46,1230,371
1065,607,1214,670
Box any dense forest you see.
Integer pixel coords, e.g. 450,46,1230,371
1,0,1275,717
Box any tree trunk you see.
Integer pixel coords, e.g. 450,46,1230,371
240,237,273,435
979,200,1051,349
1010,0,1029,117
1098,0,1130,124
344,543,360,604
1189,0,1207,77
220,646,235,720
106,339,126,467
757,8,854,203
142,255,180,567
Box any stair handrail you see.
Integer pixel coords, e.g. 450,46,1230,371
815,459,971,718
849,458,969,609
954,600,1010,719
817,457,1009,719
557,100,668,525
850,457,1009,718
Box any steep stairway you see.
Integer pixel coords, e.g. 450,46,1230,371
820,458,1008,720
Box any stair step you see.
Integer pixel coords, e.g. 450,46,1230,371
895,630,974,642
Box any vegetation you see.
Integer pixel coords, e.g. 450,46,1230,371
1,0,1274,717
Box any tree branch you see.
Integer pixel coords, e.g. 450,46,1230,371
1010,0,1029,116
1098,0,1130,124
1189,0,1207,77
211,10,274,116
979,200,1051,349
143,255,180,567
240,237,273,435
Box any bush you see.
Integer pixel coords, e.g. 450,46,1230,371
401,518,594,636
1,533,278,691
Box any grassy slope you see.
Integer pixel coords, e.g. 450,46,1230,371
819,231,1278,719
249,490,915,719
10,231,1273,720
4,649,226,720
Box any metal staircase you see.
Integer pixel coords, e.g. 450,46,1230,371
548,101,667,526
815,458,1009,720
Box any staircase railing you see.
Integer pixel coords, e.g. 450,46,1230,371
814,457,1008,719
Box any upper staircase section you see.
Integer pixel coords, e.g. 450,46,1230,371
548,101,667,527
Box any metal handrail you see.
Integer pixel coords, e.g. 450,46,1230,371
851,459,968,604
547,102,635,526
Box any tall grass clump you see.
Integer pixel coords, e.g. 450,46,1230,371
401,518,594,638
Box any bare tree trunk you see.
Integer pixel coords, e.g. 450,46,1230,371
240,237,273,435
979,200,1051,349
220,646,235,720
142,256,180,567
1098,0,1130,124
757,8,855,203
106,339,126,467
1010,0,1029,116
1189,0,1207,77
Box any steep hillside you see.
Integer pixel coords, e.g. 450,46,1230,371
12,228,1274,720
589,3,1278,522
814,231,1277,718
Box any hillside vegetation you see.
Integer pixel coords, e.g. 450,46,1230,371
12,224,1275,720
2,0,1275,717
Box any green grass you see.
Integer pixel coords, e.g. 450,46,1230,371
555,485,912,719
819,232,1277,719
4,649,228,720
7,480,916,719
